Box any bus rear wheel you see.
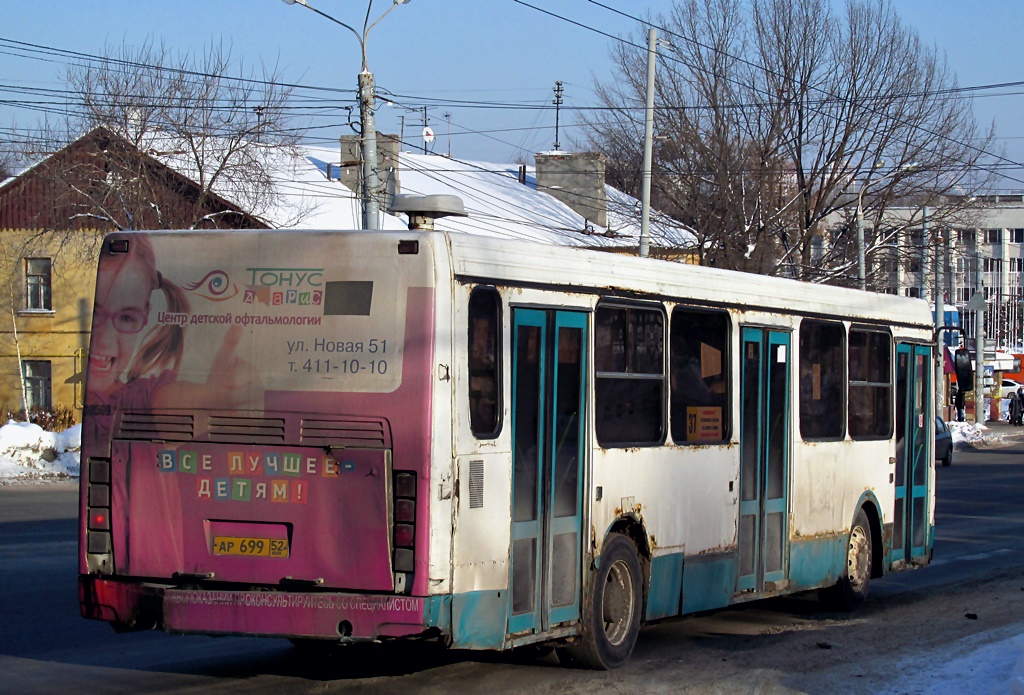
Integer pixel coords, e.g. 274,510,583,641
559,533,642,670
820,507,872,611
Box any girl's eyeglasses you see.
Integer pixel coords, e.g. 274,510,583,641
94,306,148,334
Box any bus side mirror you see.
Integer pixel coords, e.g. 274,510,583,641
954,349,973,391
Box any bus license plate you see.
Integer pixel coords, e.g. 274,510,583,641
212,536,289,558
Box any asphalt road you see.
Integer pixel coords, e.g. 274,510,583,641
3,437,1024,694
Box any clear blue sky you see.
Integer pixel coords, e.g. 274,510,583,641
3,0,1023,189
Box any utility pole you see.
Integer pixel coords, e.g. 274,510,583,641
422,106,428,154
552,80,564,151
445,111,451,158
280,0,412,230
932,207,946,416
975,228,987,425
639,28,657,258
359,70,379,230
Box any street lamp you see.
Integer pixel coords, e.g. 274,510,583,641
854,162,918,290
282,0,411,230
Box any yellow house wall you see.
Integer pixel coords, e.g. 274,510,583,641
0,230,100,420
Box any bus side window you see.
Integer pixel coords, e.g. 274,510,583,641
595,303,665,446
670,308,729,444
468,287,502,438
799,319,846,440
848,329,892,439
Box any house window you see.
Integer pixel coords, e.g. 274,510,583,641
958,229,975,245
22,360,52,410
1012,229,1024,244
983,258,1003,275
595,303,664,446
986,229,1002,244
24,258,52,311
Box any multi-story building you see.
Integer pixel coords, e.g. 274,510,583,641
831,195,1024,352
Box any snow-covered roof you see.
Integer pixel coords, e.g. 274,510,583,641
285,144,694,249
7,126,693,248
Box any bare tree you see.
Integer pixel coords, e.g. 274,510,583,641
581,0,998,286
17,38,312,259
0,153,14,182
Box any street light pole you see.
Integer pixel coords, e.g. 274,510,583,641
855,203,866,290
359,70,379,230
281,0,411,230
854,163,919,291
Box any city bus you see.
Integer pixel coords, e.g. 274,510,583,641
79,226,951,669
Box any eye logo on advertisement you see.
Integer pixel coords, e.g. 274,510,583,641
185,270,240,302
244,267,325,306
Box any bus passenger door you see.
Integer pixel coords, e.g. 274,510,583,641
738,328,791,594
894,344,931,566
508,308,588,635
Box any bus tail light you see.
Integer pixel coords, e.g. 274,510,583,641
392,471,417,591
86,458,113,572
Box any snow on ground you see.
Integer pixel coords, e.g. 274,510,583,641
948,419,1021,448
0,421,80,483
885,626,1024,695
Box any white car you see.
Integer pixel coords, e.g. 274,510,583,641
984,379,1021,398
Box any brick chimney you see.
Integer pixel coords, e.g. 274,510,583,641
534,151,607,228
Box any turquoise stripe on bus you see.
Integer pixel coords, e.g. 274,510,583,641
451,590,508,649
681,554,735,614
424,595,452,631
646,553,684,620
789,536,845,590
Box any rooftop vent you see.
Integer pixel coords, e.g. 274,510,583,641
388,194,467,230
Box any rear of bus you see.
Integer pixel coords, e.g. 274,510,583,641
78,229,448,643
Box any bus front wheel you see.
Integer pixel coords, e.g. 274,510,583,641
559,533,643,670
820,507,872,611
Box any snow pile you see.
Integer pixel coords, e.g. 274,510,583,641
0,421,81,482
942,421,1024,448
948,420,990,446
